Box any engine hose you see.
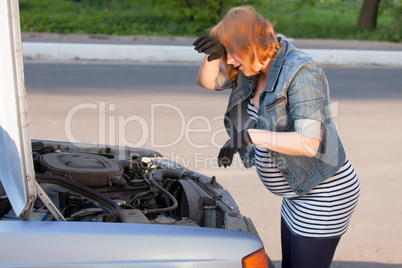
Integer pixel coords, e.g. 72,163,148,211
152,169,183,183
128,190,152,207
35,173,120,222
143,172,178,215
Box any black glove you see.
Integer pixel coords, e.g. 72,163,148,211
193,35,225,62
218,129,252,168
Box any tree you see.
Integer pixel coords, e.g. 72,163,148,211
357,0,381,29
297,0,382,30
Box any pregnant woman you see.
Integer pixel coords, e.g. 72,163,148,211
194,5,360,268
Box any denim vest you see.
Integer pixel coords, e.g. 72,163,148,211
220,40,346,196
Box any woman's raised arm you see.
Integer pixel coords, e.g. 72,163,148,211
196,55,221,90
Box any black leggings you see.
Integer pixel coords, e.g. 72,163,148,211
281,217,340,268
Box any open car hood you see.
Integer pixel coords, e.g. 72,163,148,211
0,0,36,217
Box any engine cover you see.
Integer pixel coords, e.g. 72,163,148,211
39,153,125,188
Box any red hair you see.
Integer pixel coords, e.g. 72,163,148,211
210,6,280,80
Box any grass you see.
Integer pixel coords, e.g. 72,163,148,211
264,0,396,41
19,0,401,42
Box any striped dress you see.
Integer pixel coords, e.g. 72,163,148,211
247,97,360,238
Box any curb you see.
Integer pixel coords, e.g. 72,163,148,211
22,42,402,66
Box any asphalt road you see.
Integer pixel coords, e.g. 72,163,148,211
23,61,402,268
24,61,402,100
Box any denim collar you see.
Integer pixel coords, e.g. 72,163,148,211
265,38,288,92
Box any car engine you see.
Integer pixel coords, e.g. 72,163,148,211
0,140,257,234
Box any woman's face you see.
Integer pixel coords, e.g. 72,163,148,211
226,51,252,76
226,51,261,77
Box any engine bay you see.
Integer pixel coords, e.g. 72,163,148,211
0,140,255,233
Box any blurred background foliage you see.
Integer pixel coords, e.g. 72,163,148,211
19,0,402,42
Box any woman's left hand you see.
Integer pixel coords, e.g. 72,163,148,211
218,129,252,168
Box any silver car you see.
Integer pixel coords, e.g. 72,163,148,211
0,0,273,267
